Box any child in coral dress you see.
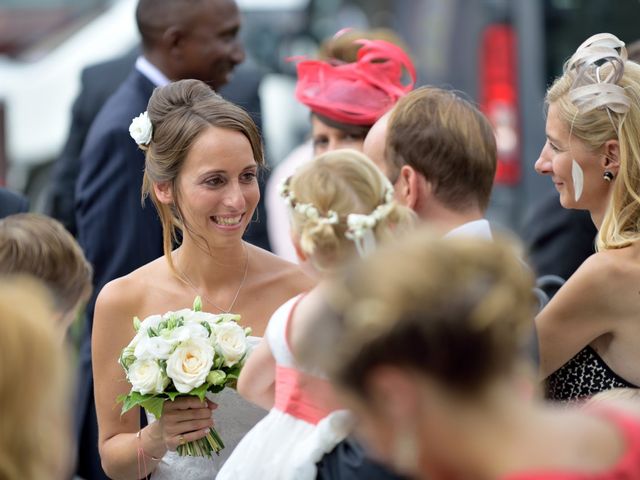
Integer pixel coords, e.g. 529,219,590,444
216,149,415,479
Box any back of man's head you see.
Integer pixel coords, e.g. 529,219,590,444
387,86,497,212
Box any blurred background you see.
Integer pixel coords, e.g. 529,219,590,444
1,0,640,234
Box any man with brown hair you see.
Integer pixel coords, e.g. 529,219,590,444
364,86,497,237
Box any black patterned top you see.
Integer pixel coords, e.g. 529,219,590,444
545,346,637,402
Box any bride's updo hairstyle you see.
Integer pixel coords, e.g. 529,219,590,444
546,33,640,250
141,79,264,270
300,233,535,397
283,149,414,271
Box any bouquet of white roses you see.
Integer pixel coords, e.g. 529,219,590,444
117,296,251,457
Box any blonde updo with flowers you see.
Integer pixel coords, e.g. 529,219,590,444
281,149,415,270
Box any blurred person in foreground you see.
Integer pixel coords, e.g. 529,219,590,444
265,29,415,261
73,0,246,477
0,213,92,337
534,33,640,402
301,231,640,480
0,277,73,480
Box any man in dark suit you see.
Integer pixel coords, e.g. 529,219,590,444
0,187,29,218
74,1,246,478
45,48,138,237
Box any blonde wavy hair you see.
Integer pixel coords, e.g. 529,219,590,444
0,277,72,479
300,232,536,396
546,34,640,250
287,149,415,271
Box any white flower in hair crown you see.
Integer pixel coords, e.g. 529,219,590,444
129,111,153,146
279,175,395,257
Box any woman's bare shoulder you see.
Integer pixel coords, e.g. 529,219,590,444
248,245,315,287
96,258,170,321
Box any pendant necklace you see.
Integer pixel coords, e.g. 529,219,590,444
180,245,249,314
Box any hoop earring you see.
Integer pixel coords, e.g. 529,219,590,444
603,171,615,182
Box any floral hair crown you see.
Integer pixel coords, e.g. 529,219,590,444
566,33,630,116
278,175,395,257
129,111,153,149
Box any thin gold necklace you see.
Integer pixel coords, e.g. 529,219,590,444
179,245,249,314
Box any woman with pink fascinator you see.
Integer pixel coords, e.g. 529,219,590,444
266,29,416,262
534,33,640,402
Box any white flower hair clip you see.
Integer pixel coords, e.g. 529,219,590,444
129,111,153,147
278,176,339,226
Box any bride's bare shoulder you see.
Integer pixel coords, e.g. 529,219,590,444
248,244,314,290
95,257,171,321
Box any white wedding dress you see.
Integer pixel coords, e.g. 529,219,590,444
148,336,266,480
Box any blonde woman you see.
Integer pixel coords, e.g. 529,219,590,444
300,233,640,480
0,277,73,480
92,80,313,479
534,33,640,401
217,149,415,479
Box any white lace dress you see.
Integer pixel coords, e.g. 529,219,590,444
148,336,266,480
216,295,352,480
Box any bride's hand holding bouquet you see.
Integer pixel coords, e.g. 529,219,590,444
117,296,251,457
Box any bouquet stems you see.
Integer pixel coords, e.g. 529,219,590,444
176,428,225,457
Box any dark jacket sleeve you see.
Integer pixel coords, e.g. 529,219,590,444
75,124,162,324
0,188,29,218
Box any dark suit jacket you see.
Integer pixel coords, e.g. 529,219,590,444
46,50,138,237
74,68,159,480
316,437,408,480
0,187,29,218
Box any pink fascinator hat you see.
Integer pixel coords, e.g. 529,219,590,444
294,39,417,126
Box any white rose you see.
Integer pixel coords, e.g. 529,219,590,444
129,111,153,145
134,335,174,360
166,338,215,393
171,322,210,343
212,322,248,367
127,358,169,395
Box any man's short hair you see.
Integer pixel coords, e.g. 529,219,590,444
386,86,497,211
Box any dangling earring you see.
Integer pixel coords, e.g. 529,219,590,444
603,171,615,182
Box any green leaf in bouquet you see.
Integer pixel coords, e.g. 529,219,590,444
201,321,212,336
191,383,209,402
133,316,141,332
140,396,166,419
148,326,159,338
118,391,160,415
166,390,181,401
193,296,203,312
244,326,252,336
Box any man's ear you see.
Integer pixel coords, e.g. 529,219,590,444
153,181,174,205
602,139,621,176
396,165,420,210
161,25,187,57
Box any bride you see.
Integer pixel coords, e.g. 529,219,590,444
92,79,313,479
